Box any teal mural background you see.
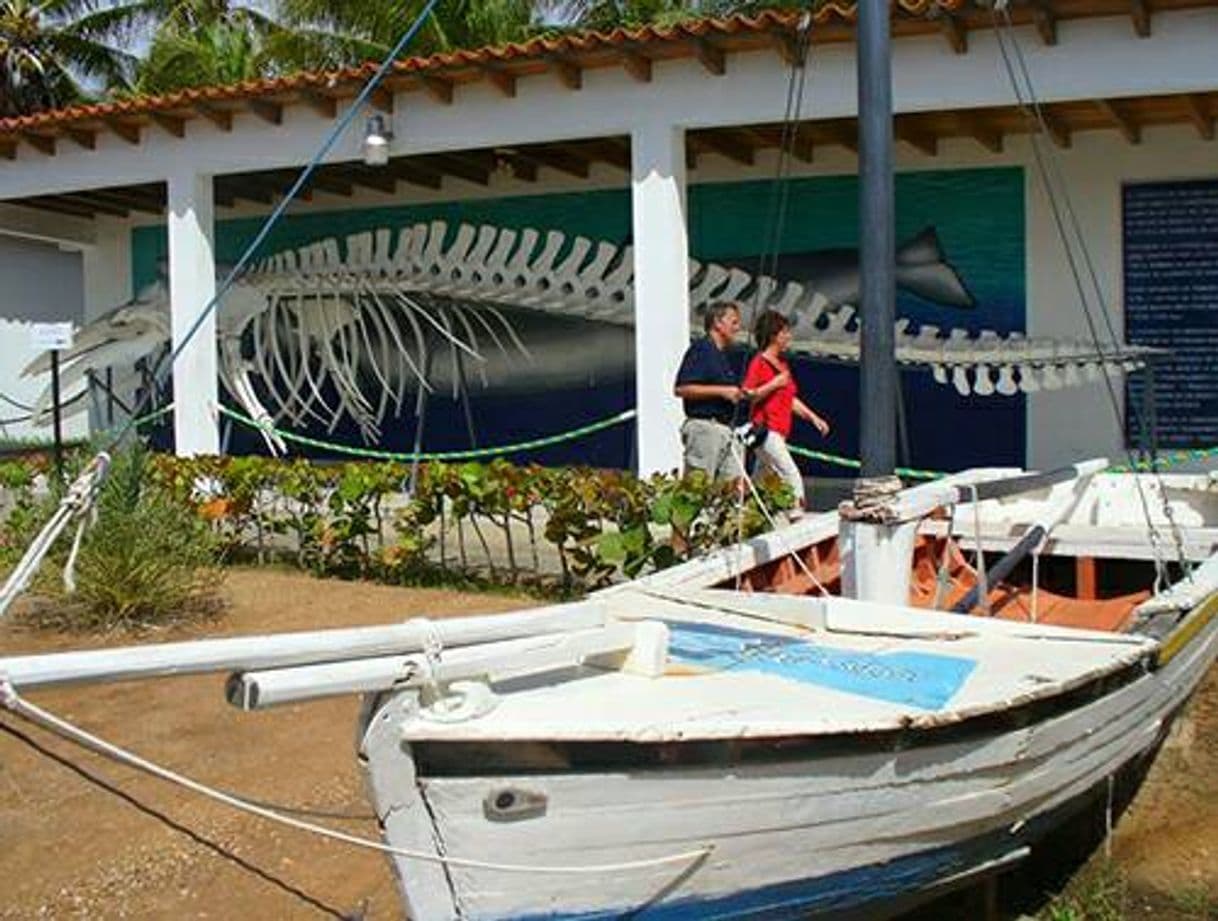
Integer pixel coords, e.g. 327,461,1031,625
132,166,1024,471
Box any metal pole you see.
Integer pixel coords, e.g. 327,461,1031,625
50,349,64,484
857,0,897,480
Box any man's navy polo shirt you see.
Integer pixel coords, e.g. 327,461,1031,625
675,338,737,424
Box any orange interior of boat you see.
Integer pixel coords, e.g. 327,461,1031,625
737,535,1150,634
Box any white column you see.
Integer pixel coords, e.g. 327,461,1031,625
167,171,219,456
81,216,130,322
630,117,689,476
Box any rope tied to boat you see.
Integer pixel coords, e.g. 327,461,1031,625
0,680,713,875
0,452,110,620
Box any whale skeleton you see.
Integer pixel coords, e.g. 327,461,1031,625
22,219,1158,454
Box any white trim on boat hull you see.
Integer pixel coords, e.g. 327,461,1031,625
364,602,1218,920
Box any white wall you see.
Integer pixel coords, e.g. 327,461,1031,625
0,236,89,441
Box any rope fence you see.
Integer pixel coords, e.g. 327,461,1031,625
27,398,1218,479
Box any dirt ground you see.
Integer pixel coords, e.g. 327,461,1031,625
1,568,1215,920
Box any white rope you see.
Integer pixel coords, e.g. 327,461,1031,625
728,439,830,597
0,453,110,620
0,681,711,875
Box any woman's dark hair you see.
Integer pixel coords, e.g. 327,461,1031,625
753,310,791,348
702,300,741,333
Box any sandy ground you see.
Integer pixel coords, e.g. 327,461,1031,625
0,568,1215,920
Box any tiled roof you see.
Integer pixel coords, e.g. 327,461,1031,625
0,2,959,136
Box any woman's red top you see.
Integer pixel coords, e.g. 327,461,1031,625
743,352,797,438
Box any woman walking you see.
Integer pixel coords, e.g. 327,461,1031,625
743,310,831,515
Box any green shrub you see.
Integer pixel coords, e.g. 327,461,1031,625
26,447,223,632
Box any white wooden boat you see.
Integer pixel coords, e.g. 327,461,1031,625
4,462,1217,919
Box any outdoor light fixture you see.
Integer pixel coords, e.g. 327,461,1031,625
363,114,393,167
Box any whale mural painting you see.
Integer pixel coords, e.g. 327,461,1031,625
19,168,1156,470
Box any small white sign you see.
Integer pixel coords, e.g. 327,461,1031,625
30,322,74,351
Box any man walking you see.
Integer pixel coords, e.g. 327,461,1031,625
673,301,750,480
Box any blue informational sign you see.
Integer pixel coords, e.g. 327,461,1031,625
1124,179,1218,449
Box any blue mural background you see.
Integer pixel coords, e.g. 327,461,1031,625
132,166,1025,473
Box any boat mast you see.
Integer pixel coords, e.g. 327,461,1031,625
857,0,897,478
840,0,912,604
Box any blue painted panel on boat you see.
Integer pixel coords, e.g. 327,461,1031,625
503,835,985,920
666,621,976,711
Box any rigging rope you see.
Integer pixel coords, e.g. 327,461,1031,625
989,9,1192,587
0,682,712,875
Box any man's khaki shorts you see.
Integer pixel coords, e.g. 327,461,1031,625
681,418,744,480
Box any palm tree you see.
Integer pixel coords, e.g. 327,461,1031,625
0,0,141,116
131,2,288,94
272,0,536,70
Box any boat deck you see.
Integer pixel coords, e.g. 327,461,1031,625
397,591,1156,743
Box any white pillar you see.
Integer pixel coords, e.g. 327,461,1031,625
167,171,219,456
81,216,131,322
630,117,689,477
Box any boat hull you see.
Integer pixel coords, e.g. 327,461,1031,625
361,601,1218,920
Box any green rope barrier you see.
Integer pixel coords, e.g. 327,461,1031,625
216,404,638,462
130,400,1218,478
787,443,944,480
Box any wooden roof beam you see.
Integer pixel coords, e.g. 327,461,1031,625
108,119,141,145
428,153,492,186
248,100,283,125
574,140,629,171
64,127,96,150
382,161,443,191
1038,111,1071,149
25,197,96,218
498,154,538,182
551,57,582,91
695,38,726,76
218,180,274,205
482,65,516,98
621,50,652,83
195,102,233,132
369,87,395,113
151,113,186,138
58,195,130,217
1131,0,1151,37
518,147,591,179
301,90,337,118
421,75,454,105
958,116,1003,153
1096,99,1141,144
1032,1,1058,45
824,122,858,153
81,188,163,215
1185,95,1215,140
940,13,967,54
22,132,55,156
694,131,755,166
772,30,805,68
896,121,939,157
306,173,354,197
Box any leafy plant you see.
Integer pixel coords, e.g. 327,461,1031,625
31,446,223,631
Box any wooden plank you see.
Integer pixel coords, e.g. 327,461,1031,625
151,113,186,138
301,90,337,118
1184,94,1215,140
1131,0,1151,36
370,86,395,113
108,119,141,145
940,13,968,54
520,147,590,179
695,38,726,76
64,128,96,150
621,51,652,83
694,130,755,166
1076,556,1098,600
421,75,454,105
1096,99,1141,144
248,99,283,125
896,121,939,156
552,58,582,91
1033,0,1058,45
23,133,55,156
483,65,516,98
194,102,233,132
